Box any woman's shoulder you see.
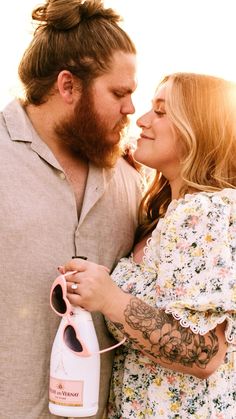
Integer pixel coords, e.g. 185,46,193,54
167,188,236,218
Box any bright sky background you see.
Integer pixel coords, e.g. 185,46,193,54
1,0,236,136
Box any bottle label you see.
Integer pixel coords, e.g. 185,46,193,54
49,376,84,406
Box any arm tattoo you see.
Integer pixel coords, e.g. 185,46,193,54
113,298,219,369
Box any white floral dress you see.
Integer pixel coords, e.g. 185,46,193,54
106,189,236,419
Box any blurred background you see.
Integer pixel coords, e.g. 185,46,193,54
1,0,236,137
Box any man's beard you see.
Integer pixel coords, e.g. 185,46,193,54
54,86,129,168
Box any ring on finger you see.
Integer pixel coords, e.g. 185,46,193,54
71,282,78,291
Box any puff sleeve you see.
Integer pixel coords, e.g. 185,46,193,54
144,189,236,345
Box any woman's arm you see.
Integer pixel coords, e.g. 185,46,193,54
62,260,228,379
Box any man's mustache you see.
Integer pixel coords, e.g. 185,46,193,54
115,116,130,131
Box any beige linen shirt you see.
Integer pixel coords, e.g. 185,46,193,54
0,100,142,419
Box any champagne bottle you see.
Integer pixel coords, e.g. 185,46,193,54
49,307,100,417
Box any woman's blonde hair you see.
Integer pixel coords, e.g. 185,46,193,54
136,72,236,242
18,0,136,105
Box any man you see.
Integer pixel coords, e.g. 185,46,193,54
0,1,142,418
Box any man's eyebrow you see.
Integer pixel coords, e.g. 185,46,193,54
114,84,137,94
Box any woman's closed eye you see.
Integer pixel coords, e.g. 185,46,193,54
154,109,166,117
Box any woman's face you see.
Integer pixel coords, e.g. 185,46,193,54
134,81,182,183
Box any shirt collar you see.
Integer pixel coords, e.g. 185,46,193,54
3,99,62,170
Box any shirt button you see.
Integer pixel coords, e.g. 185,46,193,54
59,172,66,180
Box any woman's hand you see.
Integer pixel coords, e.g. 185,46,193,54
59,259,121,314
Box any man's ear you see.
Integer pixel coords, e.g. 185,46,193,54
57,70,81,104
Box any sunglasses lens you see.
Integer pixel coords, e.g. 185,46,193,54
51,284,67,314
64,325,83,353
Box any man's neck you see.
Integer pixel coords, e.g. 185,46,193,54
25,102,77,161
26,101,60,148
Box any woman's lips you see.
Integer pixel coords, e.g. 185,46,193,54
138,134,154,141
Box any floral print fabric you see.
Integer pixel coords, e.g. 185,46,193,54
107,189,236,418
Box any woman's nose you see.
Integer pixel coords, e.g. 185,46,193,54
136,110,151,128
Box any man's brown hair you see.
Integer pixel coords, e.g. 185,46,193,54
18,0,136,104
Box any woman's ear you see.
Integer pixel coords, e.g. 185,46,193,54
57,70,81,104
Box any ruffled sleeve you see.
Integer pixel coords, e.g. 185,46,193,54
144,189,236,345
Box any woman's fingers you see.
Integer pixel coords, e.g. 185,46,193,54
62,259,87,274
62,259,110,275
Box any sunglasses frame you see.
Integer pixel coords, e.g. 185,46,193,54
50,273,74,317
50,272,91,357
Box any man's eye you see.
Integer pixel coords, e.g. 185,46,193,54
114,92,125,98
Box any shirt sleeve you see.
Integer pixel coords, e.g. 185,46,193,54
150,190,236,345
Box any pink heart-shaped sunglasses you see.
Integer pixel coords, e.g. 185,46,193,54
50,272,126,357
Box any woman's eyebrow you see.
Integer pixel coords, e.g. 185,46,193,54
152,98,165,106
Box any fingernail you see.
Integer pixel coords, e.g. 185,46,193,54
57,266,65,274
72,255,87,260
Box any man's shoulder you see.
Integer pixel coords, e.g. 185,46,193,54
0,99,35,148
113,157,144,197
116,156,141,178
0,99,24,135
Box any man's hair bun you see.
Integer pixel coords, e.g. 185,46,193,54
32,0,119,31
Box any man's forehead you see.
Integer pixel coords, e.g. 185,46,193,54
105,66,137,90
91,52,137,92
106,52,136,77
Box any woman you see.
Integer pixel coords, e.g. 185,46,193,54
62,73,236,418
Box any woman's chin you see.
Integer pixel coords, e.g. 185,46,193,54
133,149,144,166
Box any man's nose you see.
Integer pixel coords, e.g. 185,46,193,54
121,99,135,115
